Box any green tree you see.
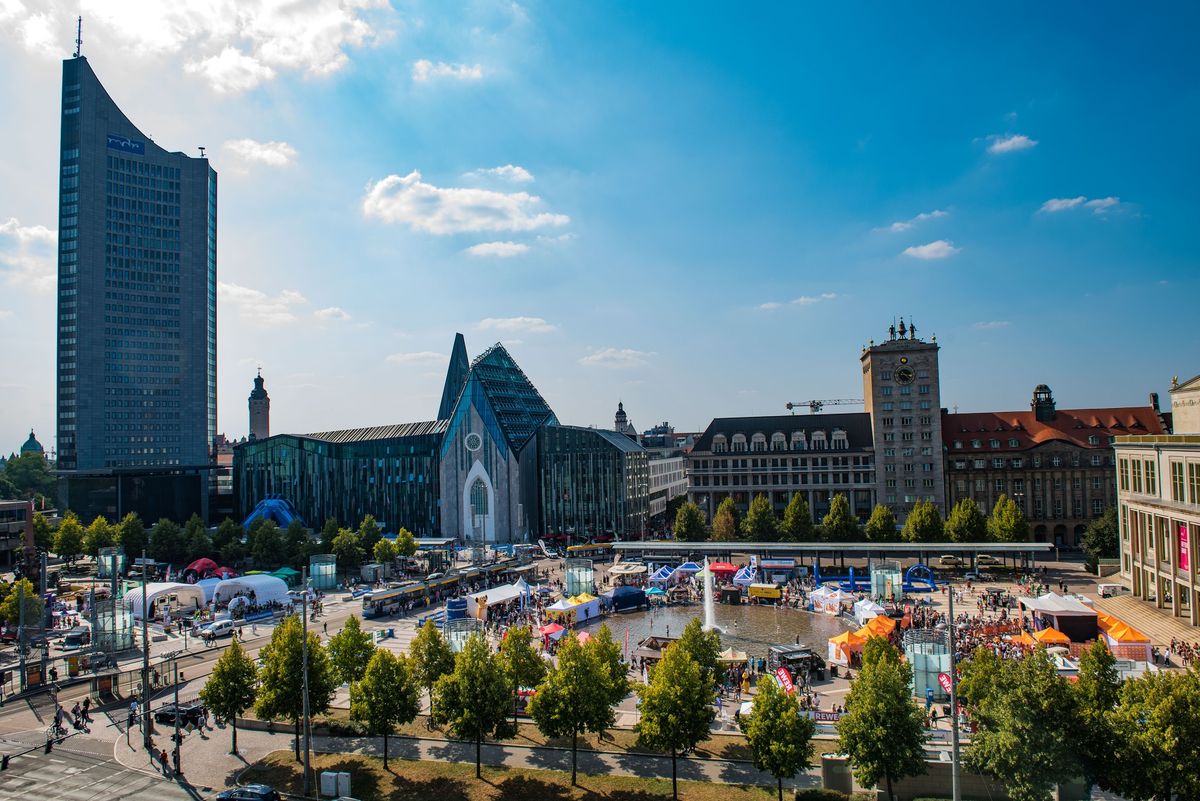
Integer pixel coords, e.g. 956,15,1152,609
53,511,85,566
327,614,376,685
1108,668,1200,801
945,498,987,543
32,512,53,552
373,537,398,565
410,619,455,720
528,633,612,785
742,493,779,541
255,615,338,761
331,527,363,572
350,648,421,770
432,632,515,778
285,520,312,569
199,638,258,754
956,645,1010,718
711,497,739,542
251,519,284,567
837,639,927,801
901,499,944,543
987,494,1029,543
966,647,1078,801
149,518,184,564
864,504,899,542
82,515,116,556
822,493,861,542
588,624,631,709
672,501,708,542
394,527,418,558
1074,640,1120,791
184,514,212,562
213,517,243,555
741,672,816,801
3,452,55,500
779,493,815,542
0,472,20,501
497,625,547,728
637,642,715,800
1081,507,1119,570
357,514,383,556
677,617,722,691
116,512,147,557
320,517,340,551
0,577,44,626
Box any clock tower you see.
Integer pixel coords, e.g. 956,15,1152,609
860,319,946,522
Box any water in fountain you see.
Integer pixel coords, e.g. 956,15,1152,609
702,556,720,632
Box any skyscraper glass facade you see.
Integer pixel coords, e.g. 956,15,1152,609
534,426,650,539
56,56,216,476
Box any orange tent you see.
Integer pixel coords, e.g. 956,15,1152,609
828,630,868,664
857,615,897,638
1011,630,1037,647
1104,621,1150,644
1032,627,1071,645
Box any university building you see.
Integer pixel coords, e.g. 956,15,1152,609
234,337,650,541
55,55,217,523
687,320,1165,546
1116,374,1200,627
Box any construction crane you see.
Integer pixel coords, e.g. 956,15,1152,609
786,398,865,414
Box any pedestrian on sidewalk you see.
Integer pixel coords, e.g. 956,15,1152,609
82,697,91,722
158,748,170,775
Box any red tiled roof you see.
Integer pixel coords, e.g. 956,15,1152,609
941,407,1164,451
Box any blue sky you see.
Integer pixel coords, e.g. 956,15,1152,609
1,2,1197,456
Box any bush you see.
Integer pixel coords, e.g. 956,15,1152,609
794,790,874,801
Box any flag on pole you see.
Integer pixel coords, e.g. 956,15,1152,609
624,625,629,661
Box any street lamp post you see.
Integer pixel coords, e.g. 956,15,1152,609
301,568,312,797
141,550,151,751
947,581,961,801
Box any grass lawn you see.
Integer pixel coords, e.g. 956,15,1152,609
243,750,786,801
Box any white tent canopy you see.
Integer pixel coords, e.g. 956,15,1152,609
1018,592,1096,616
123,582,205,620
467,582,528,609
194,577,223,603
853,598,887,625
212,574,290,607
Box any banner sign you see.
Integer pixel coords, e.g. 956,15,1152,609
774,666,794,694
107,134,146,155
804,710,844,723
938,672,953,694
1181,524,1190,572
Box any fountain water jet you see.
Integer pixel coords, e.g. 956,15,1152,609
702,556,721,633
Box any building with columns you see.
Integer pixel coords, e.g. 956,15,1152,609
1116,374,1200,627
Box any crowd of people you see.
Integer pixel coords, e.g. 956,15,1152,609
1167,638,1200,666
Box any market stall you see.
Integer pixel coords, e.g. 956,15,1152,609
857,614,898,639
811,586,855,615
732,566,757,587
827,630,868,666
852,598,887,625
123,582,205,621
212,574,290,608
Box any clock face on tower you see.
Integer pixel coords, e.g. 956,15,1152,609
894,366,915,385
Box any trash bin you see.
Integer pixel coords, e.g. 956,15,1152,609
829,665,837,679
817,667,826,681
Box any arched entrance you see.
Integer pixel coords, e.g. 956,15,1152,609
1034,524,1048,542
1053,524,1067,547
462,460,496,542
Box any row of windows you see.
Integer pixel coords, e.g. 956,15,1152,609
881,416,934,427
694,472,875,488
878,401,932,412
883,447,935,457
953,454,1107,470
882,431,935,442
1118,458,1159,496
953,434,1112,450
1167,461,1200,504
691,456,872,470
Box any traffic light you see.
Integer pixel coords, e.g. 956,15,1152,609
2,753,10,770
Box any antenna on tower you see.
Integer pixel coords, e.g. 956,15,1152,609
198,146,206,158
74,16,82,58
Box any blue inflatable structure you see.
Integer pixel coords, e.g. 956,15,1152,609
903,563,938,593
242,496,303,530
813,563,872,592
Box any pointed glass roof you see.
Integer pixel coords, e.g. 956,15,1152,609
438,333,470,421
468,343,557,449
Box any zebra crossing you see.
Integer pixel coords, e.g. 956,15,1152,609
0,735,193,800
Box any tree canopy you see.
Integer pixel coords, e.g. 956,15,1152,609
82,515,116,556
711,497,739,542
117,512,147,557
1107,668,1200,801
53,511,85,566
0,577,44,626
987,494,1029,543
945,498,987,542
327,614,376,685
672,501,708,542
432,632,514,778
741,673,816,801
742,494,779,541
357,514,383,555
394,527,418,558
901,499,944,543
498,625,547,728
149,517,185,564
677,617,722,692
350,648,420,769
1081,507,1119,569
199,638,258,754
255,614,339,760
821,493,861,542
637,642,716,800
779,493,815,542
864,504,899,542
331,527,364,571
410,620,455,713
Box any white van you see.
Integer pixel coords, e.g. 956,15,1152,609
201,619,236,639
1098,583,1129,598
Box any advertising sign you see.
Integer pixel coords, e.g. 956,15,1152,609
937,672,953,694
775,666,794,694
1181,524,1190,572
107,134,146,155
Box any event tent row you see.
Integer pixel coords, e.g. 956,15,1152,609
124,573,290,620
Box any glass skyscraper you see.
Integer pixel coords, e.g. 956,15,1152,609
57,56,217,521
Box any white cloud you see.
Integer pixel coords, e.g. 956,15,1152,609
362,171,569,235
792,292,838,305
185,47,276,93
902,240,960,260
536,233,576,244
314,306,351,321
757,302,782,311
385,351,446,365
881,209,947,233
412,60,484,82
1039,195,1122,215
5,2,390,92
1085,196,1120,214
987,134,1038,154
0,310,12,320
1039,196,1086,213
465,165,534,183
578,348,653,369
0,217,56,292
973,320,1010,330
463,241,530,258
223,138,298,168
218,281,307,326
478,316,556,334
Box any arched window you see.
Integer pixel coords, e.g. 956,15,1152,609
731,433,747,452
811,430,827,450
470,477,489,518
712,434,727,453
771,432,787,451
791,431,807,450
751,433,767,452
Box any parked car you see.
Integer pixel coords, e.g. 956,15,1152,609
154,701,206,727
976,555,1001,566
964,571,982,582
200,619,235,639
58,625,91,651
216,785,281,801
938,555,964,567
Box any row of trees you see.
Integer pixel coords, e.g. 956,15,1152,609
35,508,418,573
674,492,1031,543
835,636,1200,801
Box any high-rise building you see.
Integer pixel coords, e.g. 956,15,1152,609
249,371,270,441
860,319,946,520
56,55,217,522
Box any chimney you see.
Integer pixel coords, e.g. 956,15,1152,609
1149,392,1160,412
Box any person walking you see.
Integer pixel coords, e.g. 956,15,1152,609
158,748,170,775
82,697,91,722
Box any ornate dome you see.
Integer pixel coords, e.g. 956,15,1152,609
20,428,44,455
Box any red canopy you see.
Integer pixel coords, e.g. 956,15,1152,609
186,558,218,574
213,567,238,579
576,631,593,644
539,623,565,636
708,562,738,573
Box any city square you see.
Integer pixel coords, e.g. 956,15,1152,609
1,4,1198,801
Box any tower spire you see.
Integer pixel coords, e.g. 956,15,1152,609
74,16,82,58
